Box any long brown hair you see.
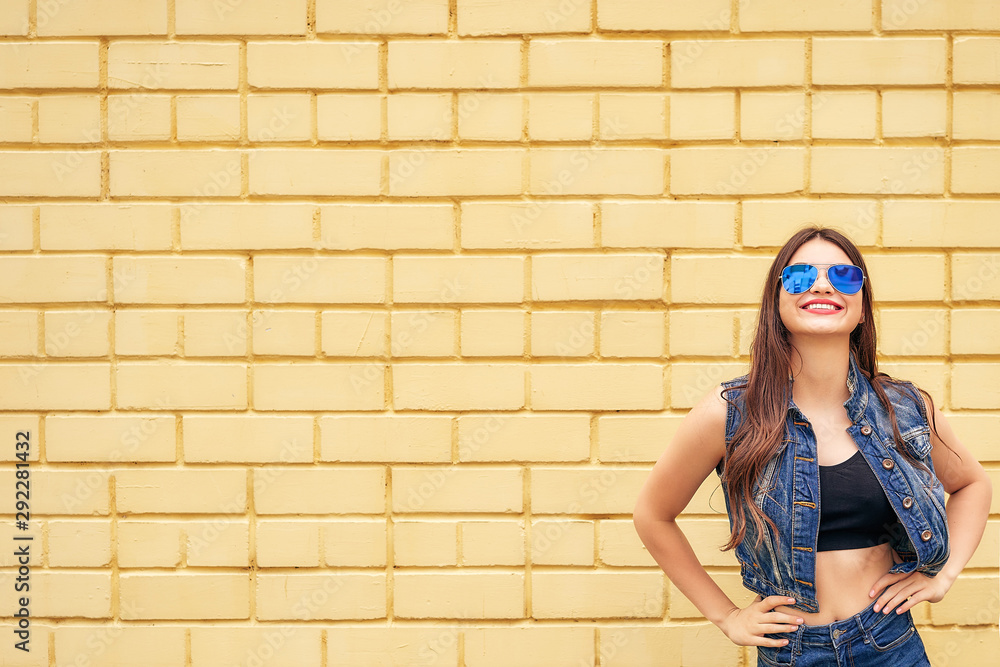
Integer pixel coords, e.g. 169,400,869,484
719,226,957,553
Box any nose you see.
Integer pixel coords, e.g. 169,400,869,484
811,267,834,293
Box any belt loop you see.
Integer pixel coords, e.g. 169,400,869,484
794,624,803,656
854,611,869,645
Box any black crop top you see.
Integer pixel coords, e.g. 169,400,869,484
817,450,902,551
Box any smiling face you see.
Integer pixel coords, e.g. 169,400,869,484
778,238,865,339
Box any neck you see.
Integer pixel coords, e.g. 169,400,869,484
787,337,852,409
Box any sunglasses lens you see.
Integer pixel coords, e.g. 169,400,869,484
781,265,817,294
829,264,865,294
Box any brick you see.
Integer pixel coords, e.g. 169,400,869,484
327,628,459,667
182,203,315,249
117,521,181,567
532,147,664,195
107,93,171,141
250,148,380,195
121,573,249,619
177,0,307,35
0,1,28,36
255,257,387,306
317,0,449,34
597,0,730,30
952,310,1000,354
254,467,385,514
532,572,663,618
394,520,458,566
530,39,663,87
599,93,667,140
743,0,871,30
320,311,386,356
597,415,684,463
115,310,180,356
0,150,101,196
37,95,101,143
116,361,248,409
954,92,1000,140
931,576,1000,625
0,205,33,251
531,468,647,514
256,520,321,567
249,41,378,89
864,254,946,301
390,40,521,89
247,93,311,142
251,310,314,356
184,415,311,463
0,42,99,88
394,572,523,619
457,414,589,462
952,253,1000,301
389,148,524,196
465,627,594,667
599,519,656,566
110,150,242,196
670,92,735,140
669,310,734,356
253,362,383,410
670,147,805,196
316,94,382,141
600,625,742,666
108,42,239,89
670,362,750,408
387,93,452,141
457,92,523,140
812,91,876,139
527,93,593,141
813,37,946,84
47,519,111,567
393,466,522,513
533,253,663,302
460,310,525,357
884,201,1000,248
115,469,245,513
952,148,1000,194
113,256,246,304
0,524,38,567
0,311,36,355
257,573,385,620
2,469,110,515
191,627,321,667
878,308,947,356
393,362,523,411
182,309,245,357
0,363,110,411
176,95,241,142
0,572,109,618
55,627,185,667
460,0,589,34
602,201,734,250
42,310,111,357
324,520,387,566
0,97,32,142
393,255,523,303
672,40,804,88
882,90,946,138
41,204,172,251
37,0,166,35
461,520,524,566
883,0,1000,30
600,311,665,358
740,92,807,140
186,520,250,567
389,309,457,357
811,147,944,194
323,204,452,251
670,571,753,618
954,37,1000,84
462,201,592,250
531,519,594,565
742,200,879,248
532,311,594,357
46,414,175,462
533,364,664,410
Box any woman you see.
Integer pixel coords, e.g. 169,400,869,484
633,227,992,666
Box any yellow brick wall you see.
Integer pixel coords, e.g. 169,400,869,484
0,1,997,665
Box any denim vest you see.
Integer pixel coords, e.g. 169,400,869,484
714,352,950,613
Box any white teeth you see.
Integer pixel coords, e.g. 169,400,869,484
804,303,840,310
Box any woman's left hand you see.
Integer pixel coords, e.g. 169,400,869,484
868,570,955,615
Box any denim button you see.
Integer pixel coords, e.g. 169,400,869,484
921,530,932,541
860,424,872,435
902,496,913,508
882,458,894,470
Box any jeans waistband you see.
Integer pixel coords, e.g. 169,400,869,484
793,595,894,648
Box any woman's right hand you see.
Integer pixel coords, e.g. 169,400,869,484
720,595,804,647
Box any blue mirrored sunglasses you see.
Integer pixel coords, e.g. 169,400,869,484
780,263,865,295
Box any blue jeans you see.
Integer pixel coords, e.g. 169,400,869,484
756,595,931,666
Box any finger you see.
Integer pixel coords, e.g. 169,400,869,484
877,589,914,615
762,595,797,611
763,610,805,626
762,623,803,633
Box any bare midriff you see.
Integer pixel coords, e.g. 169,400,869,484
769,542,899,624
